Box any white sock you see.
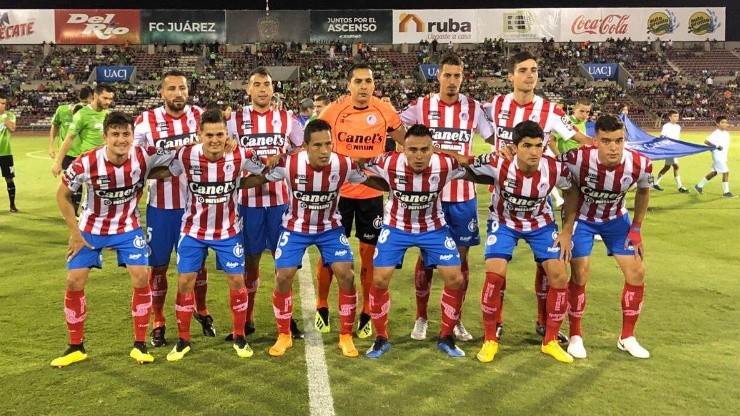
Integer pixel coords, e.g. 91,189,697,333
675,176,683,188
723,182,730,193
654,175,663,185
697,178,709,188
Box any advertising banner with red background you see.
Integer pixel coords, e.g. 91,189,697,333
55,9,140,44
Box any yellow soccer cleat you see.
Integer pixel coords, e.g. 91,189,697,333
337,334,359,357
130,342,154,364
476,340,499,363
314,308,331,334
51,345,88,368
356,313,373,339
268,333,293,357
541,340,574,363
166,338,191,362
233,335,254,358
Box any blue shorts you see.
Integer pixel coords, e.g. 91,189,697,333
239,204,287,255
177,234,244,274
374,225,461,268
274,227,354,269
145,206,184,267
572,214,635,258
67,229,149,270
441,199,481,247
484,220,562,263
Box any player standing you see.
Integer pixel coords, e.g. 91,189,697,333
695,115,734,198
0,93,18,212
652,110,689,193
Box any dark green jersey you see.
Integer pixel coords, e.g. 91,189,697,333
0,111,17,156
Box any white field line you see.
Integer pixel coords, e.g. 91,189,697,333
25,150,51,160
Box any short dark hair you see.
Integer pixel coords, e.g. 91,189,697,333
716,115,728,124
162,69,188,83
512,120,544,145
347,63,372,81
595,114,624,133
248,66,272,83
0,92,8,101
78,86,93,101
72,104,84,114
303,119,332,144
574,98,591,107
94,83,116,95
103,111,133,134
405,124,433,140
506,51,538,73
666,109,679,117
439,54,463,68
205,101,225,112
200,109,225,129
314,94,330,106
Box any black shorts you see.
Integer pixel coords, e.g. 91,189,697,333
62,154,77,170
338,195,383,245
0,155,14,178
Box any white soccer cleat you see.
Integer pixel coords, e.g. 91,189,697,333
567,335,587,359
618,336,650,359
453,321,473,342
410,317,428,340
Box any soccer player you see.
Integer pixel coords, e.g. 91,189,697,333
51,84,116,177
653,110,689,193
485,51,590,342
0,93,18,212
241,120,385,357
695,115,734,198
468,120,577,363
362,124,467,359
226,66,305,340
134,69,213,347
51,111,174,367
559,114,653,359
399,54,494,342
551,98,591,156
296,98,315,128
314,63,406,339
160,110,266,361
48,86,93,159
311,95,330,120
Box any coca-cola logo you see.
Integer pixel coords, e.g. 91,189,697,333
572,14,630,35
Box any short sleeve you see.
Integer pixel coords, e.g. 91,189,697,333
399,100,419,126
347,159,368,184
474,102,494,139
548,109,576,141
556,163,572,190
264,157,287,182
468,153,499,178
636,159,654,189
62,158,86,192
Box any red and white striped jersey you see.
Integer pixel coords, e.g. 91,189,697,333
227,106,304,208
365,152,466,233
485,93,575,151
400,93,494,203
470,153,572,231
63,146,173,235
171,145,265,240
265,151,367,234
133,105,203,209
559,147,653,223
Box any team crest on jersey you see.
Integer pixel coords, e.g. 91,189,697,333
156,121,169,132
486,235,497,246
621,176,632,184
329,174,340,183
223,162,235,173
499,110,510,121
366,115,377,126
529,114,540,122
272,118,282,127
95,175,111,185
539,182,549,190
187,118,197,129
395,175,408,185
429,174,440,184
459,112,469,122
428,111,440,121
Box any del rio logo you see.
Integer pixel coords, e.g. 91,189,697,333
67,13,130,40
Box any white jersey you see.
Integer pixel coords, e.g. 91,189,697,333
705,129,730,163
661,122,681,140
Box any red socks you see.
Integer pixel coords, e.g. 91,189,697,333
148,268,168,328
535,264,548,327
316,257,333,309
369,285,390,339
194,265,209,316
359,242,375,315
131,286,152,343
544,286,568,344
338,288,357,335
272,289,293,335
413,257,433,320
64,289,86,345
621,283,644,339
244,267,260,323
175,292,194,342
481,272,506,341
567,281,586,337
440,286,464,338
230,288,248,337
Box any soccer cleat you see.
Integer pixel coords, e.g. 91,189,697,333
453,321,473,342
130,342,154,364
268,333,293,357
535,323,568,344
365,336,391,359
337,334,359,357
245,321,256,336
290,318,305,339
315,307,331,333
567,335,587,359
723,192,737,198
166,338,191,362
51,344,87,368
617,336,650,359
437,335,466,358
356,312,373,339
233,335,254,358
652,184,664,191
541,340,574,363
193,313,216,337
9,205,18,213
678,187,690,193
476,340,499,363
410,317,428,340
150,326,166,347
694,185,703,195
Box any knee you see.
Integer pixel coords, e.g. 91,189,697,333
228,273,246,289
66,274,86,291
626,265,645,285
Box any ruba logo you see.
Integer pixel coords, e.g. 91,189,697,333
398,13,471,33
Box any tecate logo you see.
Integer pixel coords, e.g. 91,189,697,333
67,14,130,40
572,14,629,35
